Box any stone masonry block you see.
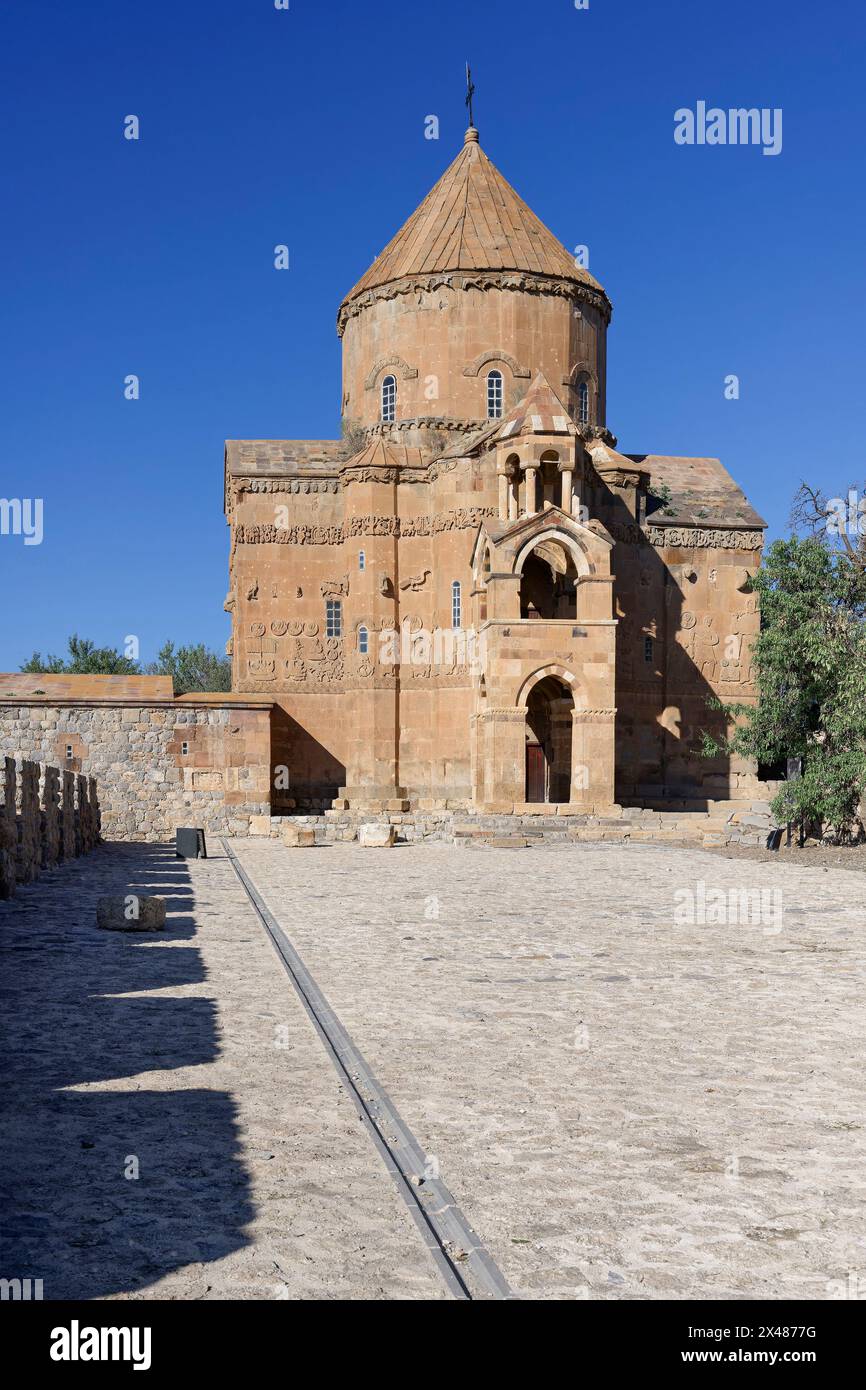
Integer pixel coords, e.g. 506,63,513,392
358,823,396,847
282,825,317,847
97,895,167,931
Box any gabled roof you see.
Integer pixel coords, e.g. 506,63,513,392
225,440,345,476
628,454,767,529
340,437,427,473
342,128,606,306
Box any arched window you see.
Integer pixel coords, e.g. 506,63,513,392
358,625,369,655
577,380,589,425
358,550,366,571
381,374,397,423
451,580,462,629
487,369,503,420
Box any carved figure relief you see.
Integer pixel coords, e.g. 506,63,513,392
399,570,431,592
321,575,349,597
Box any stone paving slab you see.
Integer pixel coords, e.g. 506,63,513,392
0,842,446,1301
233,838,866,1301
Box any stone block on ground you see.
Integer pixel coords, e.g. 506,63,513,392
249,814,272,837
358,823,396,847
282,825,317,848
96,895,166,931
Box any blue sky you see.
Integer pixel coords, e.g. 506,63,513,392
2,0,864,670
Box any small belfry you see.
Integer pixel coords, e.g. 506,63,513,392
224,115,766,814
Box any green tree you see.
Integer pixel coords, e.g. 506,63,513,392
20,634,139,675
147,641,231,695
703,534,866,840
20,634,231,695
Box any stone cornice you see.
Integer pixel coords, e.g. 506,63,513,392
338,271,613,336
364,417,488,438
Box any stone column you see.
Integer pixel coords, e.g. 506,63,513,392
521,462,540,516
559,461,575,514
497,461,511,521
0,758,16,899
89,777,101,845
570,708,616,810
479,707,527,808
41,765,61,869
508,470,519,523
61,770,76,860
16,760,41,884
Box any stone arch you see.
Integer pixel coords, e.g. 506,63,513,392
516,663,582,710
515,528,594,579
364,355,419,390
463,350,531,379
473,538,494,583
562,361,599,390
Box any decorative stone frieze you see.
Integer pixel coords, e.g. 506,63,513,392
233,505,496,546
337,270,612,336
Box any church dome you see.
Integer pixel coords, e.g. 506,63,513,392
338,127,611,440
340,128,608,314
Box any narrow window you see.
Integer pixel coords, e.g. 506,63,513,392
578,380,589,425
181,740,189,757
487,369,503,420
359,550,366,571
65,744,73,760
644,636,654,664
451,580,462,629
358,625,369,656
381,374,397,423
326,598,343,638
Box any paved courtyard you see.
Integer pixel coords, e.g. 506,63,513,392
2,836,864,1300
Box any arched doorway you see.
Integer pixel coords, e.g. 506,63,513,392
519,539,578,620
525,676,574,803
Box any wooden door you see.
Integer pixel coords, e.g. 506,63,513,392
526,743,546,803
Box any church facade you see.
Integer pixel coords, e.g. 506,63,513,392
224,125,766,813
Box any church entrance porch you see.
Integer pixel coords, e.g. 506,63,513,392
525,675,574,803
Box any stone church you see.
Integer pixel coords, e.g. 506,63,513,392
224,124,766,813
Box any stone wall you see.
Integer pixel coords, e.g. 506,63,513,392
0,756,101,899
0,691,274,843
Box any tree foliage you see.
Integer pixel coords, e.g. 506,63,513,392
146,642,231,695
20,635,231,695
20,634,139,675
704,532,866,840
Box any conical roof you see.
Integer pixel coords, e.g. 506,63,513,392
342,128,606,305
493,372,577,441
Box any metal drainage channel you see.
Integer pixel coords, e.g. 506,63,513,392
222,839,514,1302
